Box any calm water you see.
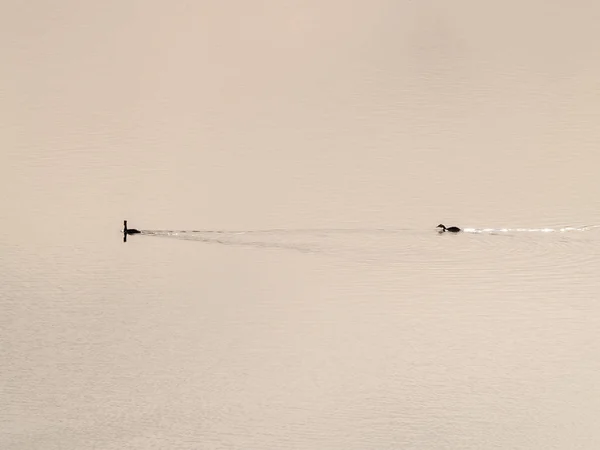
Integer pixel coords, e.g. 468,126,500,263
3,2,600,449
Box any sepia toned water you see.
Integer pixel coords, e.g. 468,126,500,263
3,1,600,449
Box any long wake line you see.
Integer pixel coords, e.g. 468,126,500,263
140,224,600,237
122,224,600,259
463,225,600,234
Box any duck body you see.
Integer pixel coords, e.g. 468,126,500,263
124,220,141,235
436,224,461,233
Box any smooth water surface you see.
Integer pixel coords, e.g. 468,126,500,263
3,1,600,449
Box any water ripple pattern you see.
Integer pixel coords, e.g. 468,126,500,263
139,225,600,278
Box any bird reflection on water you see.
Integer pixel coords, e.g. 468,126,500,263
123,220,141,243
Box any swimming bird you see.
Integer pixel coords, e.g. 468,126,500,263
436,224,461,233
123,220,141,235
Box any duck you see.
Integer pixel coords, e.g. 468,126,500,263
436,224,461,233
123,220,141,235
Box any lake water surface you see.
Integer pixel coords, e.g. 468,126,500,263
3,2,600,449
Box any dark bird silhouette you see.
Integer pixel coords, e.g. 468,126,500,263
124,220,140,235
436,224,461,233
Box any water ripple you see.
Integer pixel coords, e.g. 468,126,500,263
137,225,600,279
